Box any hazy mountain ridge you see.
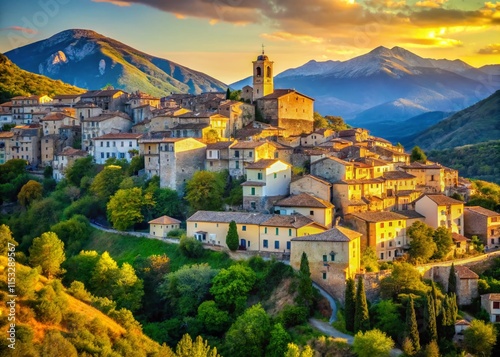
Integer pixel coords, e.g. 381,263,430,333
403,90,500,150
5,29,228,97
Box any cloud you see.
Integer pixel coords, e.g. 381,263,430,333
93,0,499,52
1,26,38,34
478,43,500,54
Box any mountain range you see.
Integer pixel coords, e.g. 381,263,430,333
232,46,500,135
4,29,227,97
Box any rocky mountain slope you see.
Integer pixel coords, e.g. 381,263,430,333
5,29,227,97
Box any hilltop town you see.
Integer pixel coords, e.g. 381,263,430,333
1,50,500,356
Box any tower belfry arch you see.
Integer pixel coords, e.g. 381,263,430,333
252,45,274,101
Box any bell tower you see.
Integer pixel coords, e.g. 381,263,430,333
252,45,274,101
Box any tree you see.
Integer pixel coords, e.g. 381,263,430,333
0,224,17,255
17,179,43,207
344,277,356,332
63,250,100,287
424,293,437,343
175,334,220,357
151,187,183,219
439,294,457,340
210,264,256,313
161,263,218,316
179,236,204,258
422,341,440,357
410,146,427,163
284,344,314,357
90,165,125,201
296,252,314,312
197,300,231,335
65,155,96,188
313,112,329,129
354,276,370,333
361,246,379,272
370,300,402,341
205,129,220,143
405,297,420,353
408,221,436,263
353,329,394,357
50,215,90,254
432,226,453,259
226,220,239,251
185,171,225,212
29,232,65,278
266,323,292,357
463,320,497,357
107,187,154,231
448,263,457,294
224,304,271,357
39,331,77,357
471,235,484,253
226,88,231,99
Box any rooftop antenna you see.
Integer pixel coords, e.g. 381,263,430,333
261,43,265,55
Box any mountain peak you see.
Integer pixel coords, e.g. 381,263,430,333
369,46,391,56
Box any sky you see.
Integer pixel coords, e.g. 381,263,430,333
0,0,499,83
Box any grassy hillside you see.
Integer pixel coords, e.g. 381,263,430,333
0,53,85,103
406,90,500,150
82,228,232,271
427,140,500,184
0,256,169,356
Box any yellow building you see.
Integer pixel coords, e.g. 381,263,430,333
259,214,327,253
252,50,274,101
290,226,361,301
274,193,334,228
149,215,181,238
345,211,410,261
414,194,464,234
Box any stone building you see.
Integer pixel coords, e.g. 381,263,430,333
252,50,274,101
148,215,181,238
81,112,133,154
274,193,334,228
9,124,42,166
256,89,314,137
52,147,87,181
93,133,142,164
464,206,500,248
290,226,362,301
414,194,464,234
290,175,332,203
481,293,500,322
425,265,478,306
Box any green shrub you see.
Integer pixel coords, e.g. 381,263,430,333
280,305,308,328
179,236,204,258
167,228,185,238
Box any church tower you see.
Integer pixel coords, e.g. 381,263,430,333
252,46,274,101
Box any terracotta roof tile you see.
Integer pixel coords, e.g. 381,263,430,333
417,194,463,206
483,293,500,300
148,215,181,225
455,266,479,279
275,193,333,208
258,89,315,101
187,211,271,225
291,226,361,242
346,211,408,222
246,159,280,169
465,206,500,217
383,171,416,180
94,133,143,140
261,214,321,229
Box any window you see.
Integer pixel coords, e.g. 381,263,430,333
249,151,253,158
389,222,393,227
322,272,327,280
242,225,247,231
389,241,393,247
310,210,314,215
381,233,385,239
264,227,268,234
275,228,279,235
494,302,500,309
263,239,268,248
286,241,291,250
101,153,104,158
380,222,384,228
100,142,103,147
257,173,263,180
121,141,124,147
323,255,327,262
388,251,392,257
330,253,335,261
234,150,240,158
274,173,277,179
381,252,384,259
235,161,239,169
251,187,255,196
275,241,279,249
194,223,197,228
381,242,385,248
288,229,292,237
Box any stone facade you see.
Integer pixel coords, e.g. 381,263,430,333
464,206,500,248
290,175,332,203
424,265,478,306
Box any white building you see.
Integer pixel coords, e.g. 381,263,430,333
52,147,88,181
414,194,464,234
93,133,142,164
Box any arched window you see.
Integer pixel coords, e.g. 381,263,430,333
266,66,271,77
256,66,262,76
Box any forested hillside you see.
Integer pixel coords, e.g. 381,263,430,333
0,53,85,103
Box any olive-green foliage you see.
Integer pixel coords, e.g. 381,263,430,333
175,333,220,357
370,300,402,341
179,236,204,258
226,220,239,251
422,341,440,357
448,263,457,294
354,276,370,333
0,53,84,103
197,300,231,335
90,165,125,202
29,231,66,278
34,283,68,324
405,297,420,353
67,281,93,303
149,185,184,220
424,293,437,344
0,224,17,255
432,226,453,259
353,329,394,357
224,304,271,357
361,246,379,272
16,265,40,298
160,263,218,317
39,331,78,357
463,319,497,357
279,305,308,328
50,215,91,255
210,264,256,313
344,277,356,332
410,146,427,163
62,194,104,220
380,262,429,299
65,156,97,189
313,112,349,131
467,180,500,210
107,187,154,231
284,343,315,357
185,171,225,212
17,179,43,207
408,221,436,263
266,323,292,357
63,250,100,287
296,252,314,312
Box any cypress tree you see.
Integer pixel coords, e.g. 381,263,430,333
448,263,457,294
297,252,313,312
424,293,438,343
405,296,420,353
344,277,356,332
226,88,231,99
354,276,370,333
226,220,239,251
431,282,439,316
